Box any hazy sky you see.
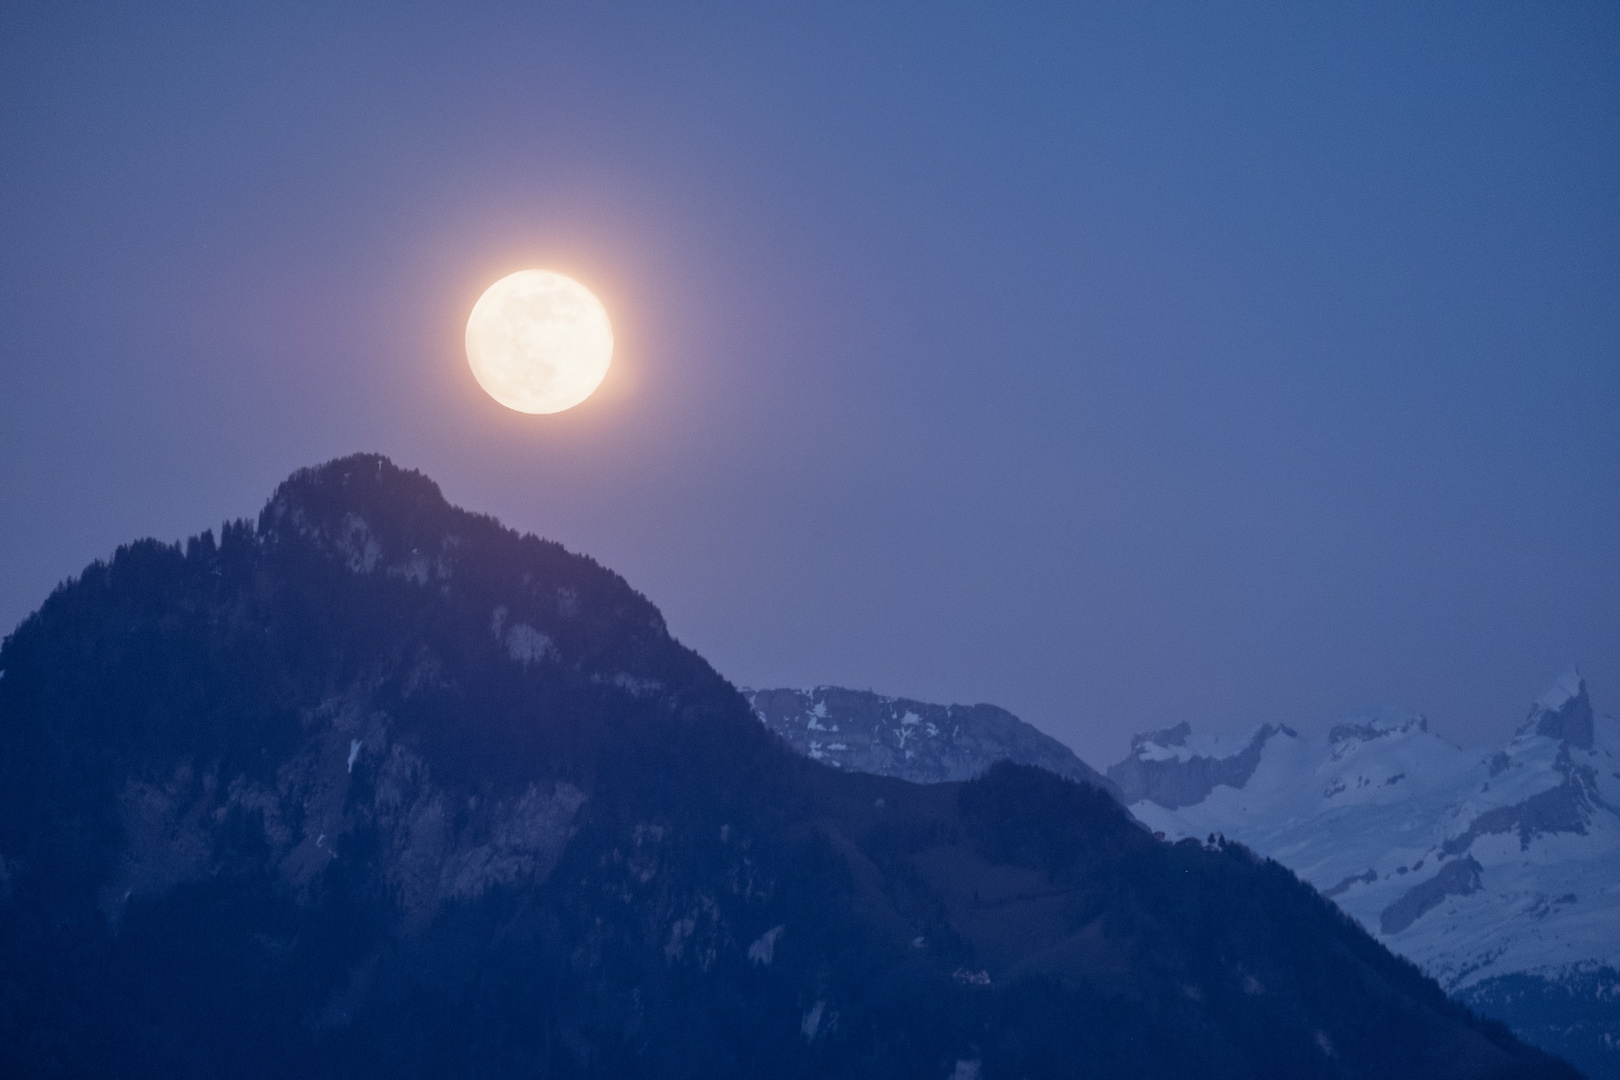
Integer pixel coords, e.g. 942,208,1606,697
3,2,1616,767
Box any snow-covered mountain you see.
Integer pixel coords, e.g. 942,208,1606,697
1110,670,1620,1079
745,686,1121,798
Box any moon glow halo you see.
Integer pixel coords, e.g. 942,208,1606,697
465,270,613,414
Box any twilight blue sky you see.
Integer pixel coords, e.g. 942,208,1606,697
2,2,1616,765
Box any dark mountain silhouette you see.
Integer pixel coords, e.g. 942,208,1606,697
0,455,1578,1079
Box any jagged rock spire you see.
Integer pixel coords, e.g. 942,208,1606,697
1524,668,1594,750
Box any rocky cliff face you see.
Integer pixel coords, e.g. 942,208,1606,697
1530,668,1596,749
1108,722,1291,809
1111,676,1620,1079
746,686,1120,799
0,456,1577,1079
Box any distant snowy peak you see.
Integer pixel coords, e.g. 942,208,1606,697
1523,666,1594,749
1107,721,1295,809
745,686,1120,799
1328,706,1430,744
1111,668,1620,1079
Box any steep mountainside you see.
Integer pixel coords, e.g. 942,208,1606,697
746,687,1120,799
0,455,1576,1079
1111,675,1620,1079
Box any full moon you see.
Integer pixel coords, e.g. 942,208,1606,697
465,270,613,414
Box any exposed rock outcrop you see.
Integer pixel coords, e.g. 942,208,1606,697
1107,722,1293,809
747,686,1119,798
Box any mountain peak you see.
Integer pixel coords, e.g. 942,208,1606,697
258,454,460,572
745,686,1120,796
1129,720,1192,753
1108,722,1293,809
1523,667,1593,749
267,453,445,514
1328,708,1428,745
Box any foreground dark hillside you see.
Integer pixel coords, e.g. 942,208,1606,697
0,456,1576,1079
